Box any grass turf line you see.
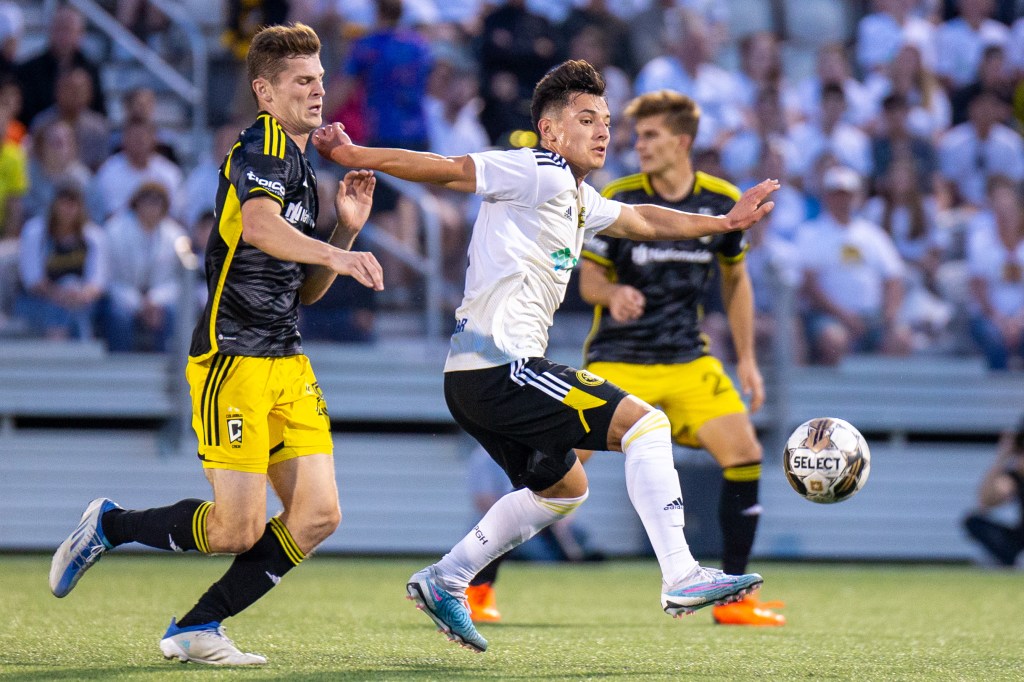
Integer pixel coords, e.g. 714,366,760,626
1,555,1022,680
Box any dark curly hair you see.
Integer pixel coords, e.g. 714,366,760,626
530,60,606,132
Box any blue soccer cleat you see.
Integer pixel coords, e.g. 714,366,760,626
661,566,764,617
406,566,488,652
49,497,121,598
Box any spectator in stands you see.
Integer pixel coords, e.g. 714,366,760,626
15,181,106,340
856,0,937,76
869,93,938,195
633,8,744,150
560,0,635,76
477,0,563,144
298,170,376,343
15,5,105,127
0,1,23,78
93,116,183,220
794,43,874,129
733,32,797,119
102,182,186,352
327,0,433,151
721,87,797,189
797,166,913,365
862,156,953,351
0,70,24,146
962,413,1024,566
788,83,873,188
746,139,808,243
1009,16,1024,80
25,118,102,223
950,44,1017,125
424,49,488,299
0,78,25,239
28,67,110,172
109,87,179,164
934,0,1010,90
188,209,215,313
938,88,1024,208
175,122,241,230
965,175,1024,370
865,43,951,141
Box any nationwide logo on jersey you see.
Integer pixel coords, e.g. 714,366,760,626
632,244,713,267
550,247,578,271
284,201,314,228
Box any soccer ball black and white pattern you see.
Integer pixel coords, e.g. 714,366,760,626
783,417,871,504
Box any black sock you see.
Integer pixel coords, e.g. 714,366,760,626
177,517,304,627
719,463,761,576
471,556,505,586
102,499,211,551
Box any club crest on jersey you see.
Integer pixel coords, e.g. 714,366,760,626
578,206,587,230
550,248,578,271
575,370,605,386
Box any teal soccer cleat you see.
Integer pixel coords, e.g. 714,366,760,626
406,566,488,652
49,497,121,598
661,566,763,617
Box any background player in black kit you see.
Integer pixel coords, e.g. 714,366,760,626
578,90,785,626
49,23,383,665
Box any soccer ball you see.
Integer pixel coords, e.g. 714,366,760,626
783,417,871,504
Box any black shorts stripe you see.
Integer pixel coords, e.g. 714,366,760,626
269,441,284,456
199,355,223,447
202,355,235,447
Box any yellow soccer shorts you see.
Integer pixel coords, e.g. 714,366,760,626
186,354,333,473
587,355,747,448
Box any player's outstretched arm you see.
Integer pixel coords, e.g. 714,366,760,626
312,122,477,193
602,179,779,241
302,169,381,304
241,196,384,293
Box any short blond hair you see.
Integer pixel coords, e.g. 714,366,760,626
623,90,701,139
247,23,320,99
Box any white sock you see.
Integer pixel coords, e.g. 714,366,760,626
621,410,698,589
435,487,588,590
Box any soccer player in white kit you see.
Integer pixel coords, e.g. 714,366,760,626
313,60,779,652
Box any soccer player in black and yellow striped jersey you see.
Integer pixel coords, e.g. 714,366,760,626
578,90,785,626
48,23,383,665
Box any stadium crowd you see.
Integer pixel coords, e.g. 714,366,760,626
1,0,1023,367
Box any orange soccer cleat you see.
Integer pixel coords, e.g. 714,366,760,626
712,595,786,626
465,582,502,623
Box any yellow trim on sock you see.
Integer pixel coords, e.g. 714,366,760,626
268,516,305,566
622,413,671,449
723,463,762,482
192,501,213,554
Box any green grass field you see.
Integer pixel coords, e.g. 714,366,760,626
1,555,1021,681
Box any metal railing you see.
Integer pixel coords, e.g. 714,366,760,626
60,0,208,158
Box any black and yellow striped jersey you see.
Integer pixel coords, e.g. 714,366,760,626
581,171,744,365
189,112,320,359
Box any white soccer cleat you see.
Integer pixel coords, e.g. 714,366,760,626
50,497,121,598
159,618,268,665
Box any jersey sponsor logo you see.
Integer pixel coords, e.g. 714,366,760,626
227,415,244,447
246,170,286,196
550,247,578,271
575,370,605,386
631,244,712,266
284,201,314,227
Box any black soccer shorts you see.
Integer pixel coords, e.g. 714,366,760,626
444,357,628,492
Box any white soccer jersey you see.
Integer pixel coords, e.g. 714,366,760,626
445,148,621,371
